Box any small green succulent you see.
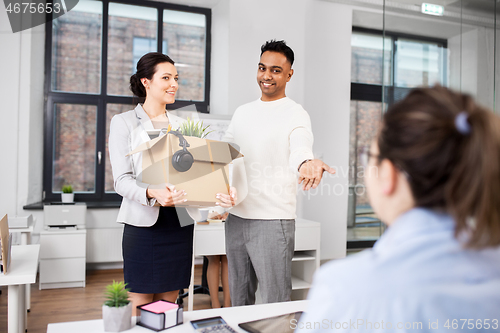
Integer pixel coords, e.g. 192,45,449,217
62,185,73,193
178,117,213,138
104,280,130,308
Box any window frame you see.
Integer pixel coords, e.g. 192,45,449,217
351,27,448,103
43,0,212,202
348,27,448,247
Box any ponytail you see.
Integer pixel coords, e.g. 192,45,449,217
446,103,500,248
378,86,500,248
129,74,146,98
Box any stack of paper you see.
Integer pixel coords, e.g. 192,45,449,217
137,300,183,331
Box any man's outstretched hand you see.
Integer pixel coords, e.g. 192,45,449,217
298,159,336,191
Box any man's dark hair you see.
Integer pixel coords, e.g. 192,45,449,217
260,40,294,66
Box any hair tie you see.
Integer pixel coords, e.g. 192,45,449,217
455,112,471,135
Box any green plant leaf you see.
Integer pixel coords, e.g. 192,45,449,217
103,280,130,307
62,185,73,193
178,117,214,138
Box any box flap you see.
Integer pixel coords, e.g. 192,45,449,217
228,143,243,160
129,134,243,167
126,133,166,157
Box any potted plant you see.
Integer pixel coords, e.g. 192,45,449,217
61,185,74,203
178,117,213,138
102,280,132,332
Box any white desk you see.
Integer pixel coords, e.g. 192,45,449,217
47,300,308,333
188,219,320,311
9,219,35,310
0,244,40,333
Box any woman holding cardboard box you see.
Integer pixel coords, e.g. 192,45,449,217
109,52,236,314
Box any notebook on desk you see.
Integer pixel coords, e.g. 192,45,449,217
238,311,303,333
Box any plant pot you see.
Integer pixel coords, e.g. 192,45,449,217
103,303,132,332
61,193,74,203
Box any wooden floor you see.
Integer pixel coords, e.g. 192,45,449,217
0,265,217,333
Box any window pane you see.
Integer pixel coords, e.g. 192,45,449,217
349,100,381,191
51,0,102,93
53,104,97,193
105,104,135,192
395,39,446,88
164,9,206,102
347,101,383,241
351,32,392,85
108,3,157,96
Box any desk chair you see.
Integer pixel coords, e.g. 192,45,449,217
177,256,222,306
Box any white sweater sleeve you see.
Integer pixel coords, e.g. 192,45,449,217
289,127,314,174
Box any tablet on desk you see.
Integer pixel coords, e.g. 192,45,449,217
238,311,303,333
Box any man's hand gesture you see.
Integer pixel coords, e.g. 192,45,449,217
298,159,336,191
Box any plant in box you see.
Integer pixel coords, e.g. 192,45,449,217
177,117,213,138
102,280,132,332
61,184,74,203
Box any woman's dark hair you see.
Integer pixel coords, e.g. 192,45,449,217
261,40,294,66
129,52,175,98
378,85,500,248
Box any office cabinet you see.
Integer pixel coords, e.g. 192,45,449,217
39,229,87,290
291,220,321,301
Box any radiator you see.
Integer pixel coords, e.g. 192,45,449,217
86,228,124,263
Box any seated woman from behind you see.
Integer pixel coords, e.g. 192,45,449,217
298,86,500,333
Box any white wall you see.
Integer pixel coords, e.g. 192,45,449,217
226,0,307,110
301,1,352,261
0,6,21,221
442,27,495,110
209,0,230,115
0,8,44,222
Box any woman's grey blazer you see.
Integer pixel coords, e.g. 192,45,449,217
108,103,188,227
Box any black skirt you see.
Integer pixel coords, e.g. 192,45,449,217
122,207,194,294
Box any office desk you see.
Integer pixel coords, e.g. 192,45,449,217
188,219,320,311
0,244,40,333
47,300,308,333
9,219,34,310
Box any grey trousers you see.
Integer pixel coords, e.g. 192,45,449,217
225,213,295,306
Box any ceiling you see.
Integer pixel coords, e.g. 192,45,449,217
385,0,500,15
154,0,221,9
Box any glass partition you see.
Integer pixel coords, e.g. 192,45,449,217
348,0,500,247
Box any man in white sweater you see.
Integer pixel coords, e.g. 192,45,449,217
223,40,335,306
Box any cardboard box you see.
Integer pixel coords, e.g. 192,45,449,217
128,133,242,207
0,215,12,274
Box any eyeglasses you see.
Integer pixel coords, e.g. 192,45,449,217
358,146,411,179
358,146,381,168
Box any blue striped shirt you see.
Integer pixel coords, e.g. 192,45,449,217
297,208,500,332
